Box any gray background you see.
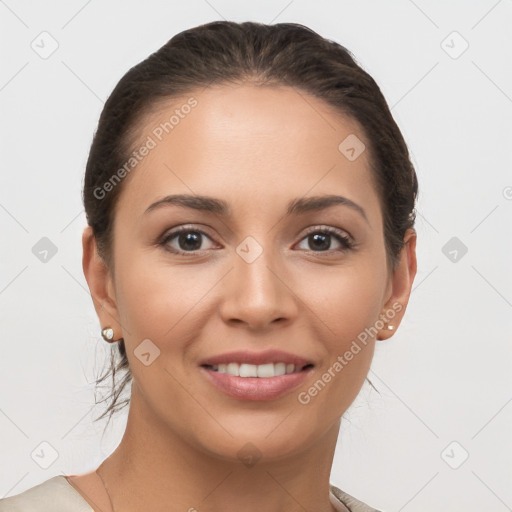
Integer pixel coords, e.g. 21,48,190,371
1,1,511,510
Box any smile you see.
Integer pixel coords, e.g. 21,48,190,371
200,364,314,401
202,362,313,377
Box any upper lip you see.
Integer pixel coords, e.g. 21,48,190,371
199,349,313,368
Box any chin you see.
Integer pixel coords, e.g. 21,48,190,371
193,420,320,465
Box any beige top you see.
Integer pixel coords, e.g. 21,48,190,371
0,476,382,511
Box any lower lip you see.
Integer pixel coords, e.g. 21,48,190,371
200,366,313,401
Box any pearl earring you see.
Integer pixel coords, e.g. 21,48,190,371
101,327,115,342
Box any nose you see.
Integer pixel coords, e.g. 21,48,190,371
219,243,299,331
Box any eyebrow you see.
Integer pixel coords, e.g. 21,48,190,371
144,194,368,223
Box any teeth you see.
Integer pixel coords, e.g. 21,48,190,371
208,362,303,377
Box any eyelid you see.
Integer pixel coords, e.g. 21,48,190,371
296,225,354,251
300,224,353,242
159,225,219,253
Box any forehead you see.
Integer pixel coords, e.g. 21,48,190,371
115,83,380,223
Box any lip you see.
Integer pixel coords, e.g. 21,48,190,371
199,349,313,367
200,365,314,401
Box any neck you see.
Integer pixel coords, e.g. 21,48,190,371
97,383,346,512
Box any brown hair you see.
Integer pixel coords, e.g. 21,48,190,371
84,20,418,427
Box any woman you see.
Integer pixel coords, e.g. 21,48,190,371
0,20,417,512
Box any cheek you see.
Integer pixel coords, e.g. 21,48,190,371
295,258,387,405
297,281,382,419
114,250,217,345
301,260,387,341
112,255,207,402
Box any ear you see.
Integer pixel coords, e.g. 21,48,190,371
377,228,417,340
82,226,123,340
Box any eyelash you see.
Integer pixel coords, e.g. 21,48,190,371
159,225,354,256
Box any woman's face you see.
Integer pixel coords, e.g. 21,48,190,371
86,83,415,461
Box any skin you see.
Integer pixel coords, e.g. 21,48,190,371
76,82,417,512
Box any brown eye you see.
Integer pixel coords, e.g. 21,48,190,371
161,228,217,254
296,227,353,253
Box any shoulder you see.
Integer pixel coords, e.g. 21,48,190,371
0,476,93,512
330,483,384,512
